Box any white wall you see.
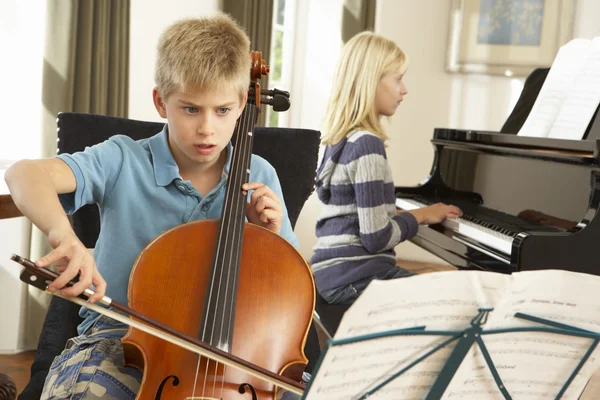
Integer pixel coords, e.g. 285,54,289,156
574,0,600,39
128,0,220,121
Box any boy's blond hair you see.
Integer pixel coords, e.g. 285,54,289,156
322,32,408,145
155,13,250,99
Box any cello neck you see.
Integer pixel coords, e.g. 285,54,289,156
199,51,267,350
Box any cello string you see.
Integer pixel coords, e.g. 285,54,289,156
198,104,247,400
211,93,255,399
219,95,256,398
209,111,245,399
219,93,257,398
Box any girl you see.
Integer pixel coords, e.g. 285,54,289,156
311,32,462,305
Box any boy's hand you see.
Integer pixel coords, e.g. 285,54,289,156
242,182,283,234
35,228,106,303
408,203,463,225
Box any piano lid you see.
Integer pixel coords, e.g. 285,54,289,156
432,128,600,165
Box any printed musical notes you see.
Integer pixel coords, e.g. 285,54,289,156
305,270,600,399
517,37,600,140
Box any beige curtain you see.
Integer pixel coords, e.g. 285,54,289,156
23,0,130,349
342,0,376,42
222,0,274,127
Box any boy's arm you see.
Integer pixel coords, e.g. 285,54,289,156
5,158,107,302
6,159,75,236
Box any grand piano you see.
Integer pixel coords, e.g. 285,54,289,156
395,68,600,275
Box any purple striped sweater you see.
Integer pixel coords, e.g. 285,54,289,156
310,130,418,292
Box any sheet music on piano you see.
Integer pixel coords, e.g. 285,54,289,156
518,37,600,140
548,37,600,140
305,270,600,399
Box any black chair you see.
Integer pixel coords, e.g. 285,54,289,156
18,112,321,399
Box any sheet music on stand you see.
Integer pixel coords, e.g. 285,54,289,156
518,36,600,140
303,270,600,400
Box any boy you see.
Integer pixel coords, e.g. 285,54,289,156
5,13,299,399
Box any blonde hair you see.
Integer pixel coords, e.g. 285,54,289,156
322,32,408,145
155,13,250,99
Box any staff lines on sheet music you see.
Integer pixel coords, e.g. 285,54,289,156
462,377,562,387
480,335,589,349
329,340,453,362
367,300,479,316
500,312,600,329
323,362,444,379
314,378,373,394
490,348,584,360
330,343,455,366
357,384,438,396
316,381,434,396
446,389,551,398
347,314,473,335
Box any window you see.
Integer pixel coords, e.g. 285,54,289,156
266,0,296,128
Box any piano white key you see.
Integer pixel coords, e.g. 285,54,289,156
395,198,514,255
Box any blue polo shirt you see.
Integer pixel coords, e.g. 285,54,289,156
57,125,299,334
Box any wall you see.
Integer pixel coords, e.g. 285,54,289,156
128,0,220,121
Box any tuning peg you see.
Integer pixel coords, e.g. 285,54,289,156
260,94,290,112
260,88,290,99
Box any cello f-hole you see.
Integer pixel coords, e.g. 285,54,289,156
154,374,180,400
238,382,258,400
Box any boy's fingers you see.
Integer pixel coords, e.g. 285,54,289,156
243,183,281,206
88,268,106,303
48,253,83,292
35,247,66,268
242,182,263,191
260,209,281,225
250,187,271,205
256,196,281,213
62,262,93,297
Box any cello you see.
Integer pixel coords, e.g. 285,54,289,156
14,51,315,400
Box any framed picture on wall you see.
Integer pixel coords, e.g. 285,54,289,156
446,0,576,76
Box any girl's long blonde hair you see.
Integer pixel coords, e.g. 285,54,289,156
322,32,408,145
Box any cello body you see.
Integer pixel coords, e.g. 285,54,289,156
121,220,314,399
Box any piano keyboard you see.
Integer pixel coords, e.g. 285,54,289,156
395,198,514,256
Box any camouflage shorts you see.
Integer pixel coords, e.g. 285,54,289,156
41,314,142,400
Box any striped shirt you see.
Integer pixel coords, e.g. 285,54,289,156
310,130,418,292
